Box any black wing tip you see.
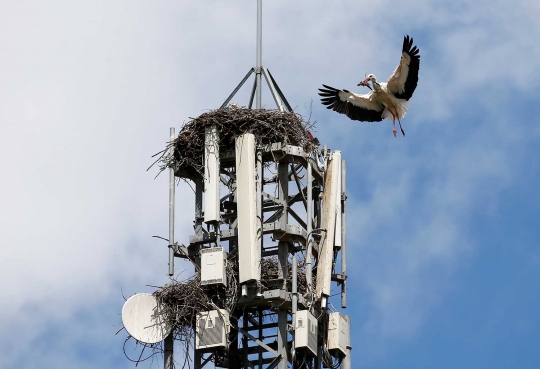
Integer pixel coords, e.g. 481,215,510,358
321,84,338,90
402,35,420,58
319,85,340,106
319,85,339,97
395,35,420,101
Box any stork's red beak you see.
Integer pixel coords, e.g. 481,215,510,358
358,77,370,86
358,78,372,90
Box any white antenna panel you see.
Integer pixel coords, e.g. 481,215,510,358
315,150,341,300
121,293,172,344
196,309,230,350
201,247,227,286
204,125,220,223
334,154,342,247
235,133,261,284
328,312,350,357
295,310,318,355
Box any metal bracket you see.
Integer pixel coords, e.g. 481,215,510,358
331,273,347,284
171,242,199,259
262,191,285,206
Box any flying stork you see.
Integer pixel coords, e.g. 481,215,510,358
319,35,420,137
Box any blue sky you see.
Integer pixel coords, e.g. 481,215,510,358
1,1,539,368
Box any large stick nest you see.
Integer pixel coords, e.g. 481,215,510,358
152,257,314,345
158,108,318,179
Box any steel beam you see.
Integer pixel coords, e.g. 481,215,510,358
164,333,174,369
266,355,283,369
267,69,293,112
238,327,279,357
277,161,289,369
262,67,284,111
220,68,254,109
168,127,175,276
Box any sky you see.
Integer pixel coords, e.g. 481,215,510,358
0,0,539,368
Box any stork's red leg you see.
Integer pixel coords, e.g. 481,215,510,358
390,108,398,137
389,107,403,137
398,118,405,136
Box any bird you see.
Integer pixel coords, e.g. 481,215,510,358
319,35,420,137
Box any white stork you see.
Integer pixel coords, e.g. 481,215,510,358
319,35,420,137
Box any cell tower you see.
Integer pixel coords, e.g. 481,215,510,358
121,2,351,369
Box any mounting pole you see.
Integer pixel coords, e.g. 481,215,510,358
291,251,298,359
306,160,313,294
168,127,175,276
255,0,262,109
165,128,175,368
164,334,174,369
277,162,288,369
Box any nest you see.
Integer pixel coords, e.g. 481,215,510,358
260,257,314,295
152,257,313,346
157,108,318,178
153,261,238,344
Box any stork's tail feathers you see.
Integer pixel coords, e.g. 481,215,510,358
382,100,410,121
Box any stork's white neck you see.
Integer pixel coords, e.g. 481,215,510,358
368,75,381,92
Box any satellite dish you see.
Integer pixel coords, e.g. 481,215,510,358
121,293,173,344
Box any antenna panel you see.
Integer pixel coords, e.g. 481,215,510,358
316,151,341,299
327,312,350,357
204,125,220,223
201,247,227,286
235,133,261,283
295,310,318,355
334,157,342,247
196,309,230,350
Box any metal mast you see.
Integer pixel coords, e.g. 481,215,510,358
164,127,175,369
220,1,291,112
163,2,351,369
256,0,262,109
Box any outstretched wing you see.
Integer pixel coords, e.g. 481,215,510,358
387,35,420,101
318,84,384,122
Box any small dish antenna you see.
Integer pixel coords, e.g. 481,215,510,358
121,293,172,344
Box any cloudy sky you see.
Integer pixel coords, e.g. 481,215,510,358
1,0,539,368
